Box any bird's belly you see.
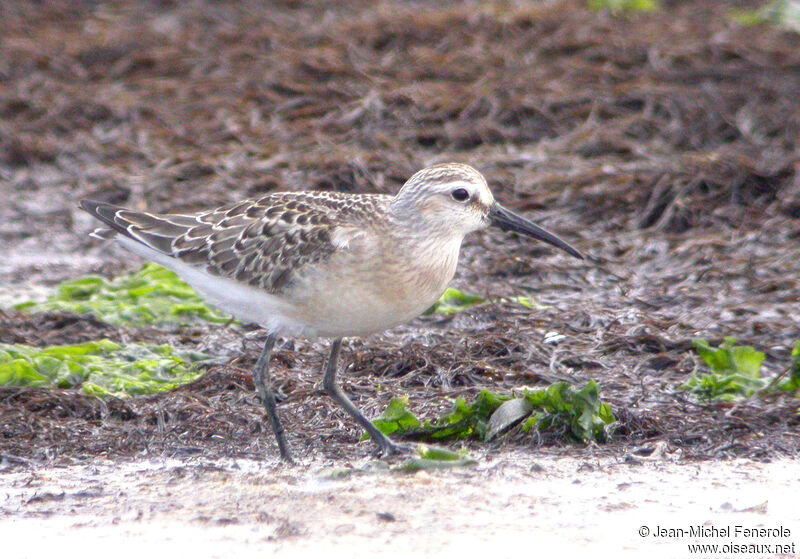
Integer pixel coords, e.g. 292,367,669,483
286,245,459,338
287,275,445,338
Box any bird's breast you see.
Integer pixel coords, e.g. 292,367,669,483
287,233,462,337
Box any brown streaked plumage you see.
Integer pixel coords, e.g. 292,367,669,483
80,162,583,463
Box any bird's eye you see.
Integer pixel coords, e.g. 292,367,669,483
451,188,470,202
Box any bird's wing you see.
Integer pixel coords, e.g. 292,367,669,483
79,192,384,293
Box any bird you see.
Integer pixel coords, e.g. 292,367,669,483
79,162,583,463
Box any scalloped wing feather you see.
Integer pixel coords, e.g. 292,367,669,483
79,192,391,294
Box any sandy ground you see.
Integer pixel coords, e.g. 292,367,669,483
2,452,799,558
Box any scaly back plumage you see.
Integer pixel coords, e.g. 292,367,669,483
79,191,392,294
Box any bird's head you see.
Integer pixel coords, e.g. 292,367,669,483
392,163,583,259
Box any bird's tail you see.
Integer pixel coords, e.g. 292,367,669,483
78,199,197,256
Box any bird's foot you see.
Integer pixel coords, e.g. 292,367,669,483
374,440,418,458
277,451,296,465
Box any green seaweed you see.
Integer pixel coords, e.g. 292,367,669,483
521,381,616,443
371,396,422,436
372,382,615,445
779,341,800,394
682,338,767,402
14,263,230,327
588,0,660,15
683,338,800,402
0,339,211,398
424,288,548,315
425,288,485,315
422,390,511,441
731,0,800,32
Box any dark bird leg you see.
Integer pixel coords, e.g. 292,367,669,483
322,338,413,456
253,334,293,463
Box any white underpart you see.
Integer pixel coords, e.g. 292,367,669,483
117,237,310,336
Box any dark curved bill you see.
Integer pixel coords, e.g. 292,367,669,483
488,202,583,260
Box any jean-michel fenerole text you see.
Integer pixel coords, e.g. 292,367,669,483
651,525,791,538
